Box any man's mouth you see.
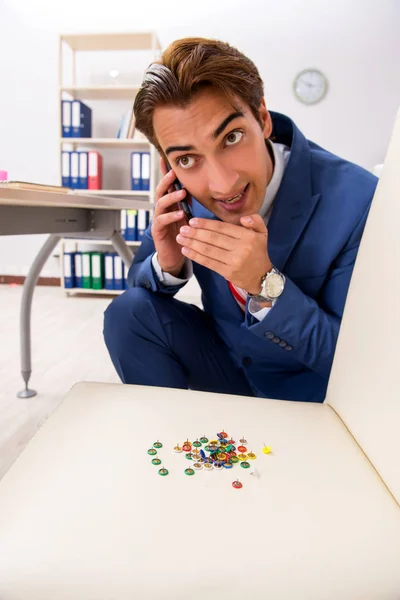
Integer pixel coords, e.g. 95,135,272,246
219,185,247,204
215,184,249,211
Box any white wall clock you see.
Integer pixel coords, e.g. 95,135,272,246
293,68,328,105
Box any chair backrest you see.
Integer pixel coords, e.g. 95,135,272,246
326,107,400,505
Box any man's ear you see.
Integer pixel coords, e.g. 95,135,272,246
259,98,273,138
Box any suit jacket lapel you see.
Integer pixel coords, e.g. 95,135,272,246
267,111,321,272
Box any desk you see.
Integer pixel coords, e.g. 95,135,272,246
0,185,149,398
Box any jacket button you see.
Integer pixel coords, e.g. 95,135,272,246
272,337,281,344
284,345,293,351
265,332,275,339
242,357,252,367
279,340,287,348
144,281,151,289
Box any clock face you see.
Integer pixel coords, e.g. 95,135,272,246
293,69,328,105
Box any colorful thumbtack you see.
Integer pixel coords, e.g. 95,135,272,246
238,453,247,461
238,446,247,453
230,456,239,463
240,461,250,469
203,462,214,470
184,468,195,476
173,444,183,453
153,440,163,449
151,457,162,465
158,467,169,476
247,451,256,460
262,444,272,454
200,449,206,459
232,479,243,489
182,444,192,452
147,448,157,456
199,436,209,444
193,462,203,470
192,439,202,448
223,462,233,469
239,437,248,445
216,452,227,461
185,452,194,460
213,462,223,470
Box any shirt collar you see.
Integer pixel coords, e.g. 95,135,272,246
258,140,287,221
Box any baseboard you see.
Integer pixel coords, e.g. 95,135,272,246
0,275,61,286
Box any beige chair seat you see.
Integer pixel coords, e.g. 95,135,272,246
0,382,399,600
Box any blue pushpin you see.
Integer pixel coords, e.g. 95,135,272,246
200,449,206,459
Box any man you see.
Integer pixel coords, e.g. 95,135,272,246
103,37,377,403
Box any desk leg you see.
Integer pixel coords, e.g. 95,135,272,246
110,231,134,268
17,234,61,399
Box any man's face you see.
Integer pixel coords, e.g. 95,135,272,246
153,87,274,225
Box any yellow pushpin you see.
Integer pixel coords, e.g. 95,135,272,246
262,443,272,455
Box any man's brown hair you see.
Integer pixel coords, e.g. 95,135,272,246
133,37,265,152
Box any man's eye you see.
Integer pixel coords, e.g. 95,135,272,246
225,130,244,146
177,156,195,169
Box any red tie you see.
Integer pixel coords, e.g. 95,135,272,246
228,281,247,312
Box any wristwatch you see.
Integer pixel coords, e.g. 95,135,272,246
248,266,286,302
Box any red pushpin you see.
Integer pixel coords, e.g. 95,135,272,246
232,479,243,489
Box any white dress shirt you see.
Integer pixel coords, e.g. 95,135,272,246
151,139,291,320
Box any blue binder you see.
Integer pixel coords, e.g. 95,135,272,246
61,100,71,137
126,210,137,241
70,151,79,189
71,100,92,138
131,152,141,190
104,253,114,290
140,152,150,191
61,151,71,187
113,254,124,290
78,152,88,189
137,209,149,241
74,252,83,288
120,209,127,239
63,252,75,288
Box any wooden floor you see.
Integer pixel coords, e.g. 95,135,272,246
0,284,201,481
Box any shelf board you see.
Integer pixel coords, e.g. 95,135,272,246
64,287,125,295
60,32,160,52
61,85,140,100
61,138,149,148
63,238,141,246
74,190,151,197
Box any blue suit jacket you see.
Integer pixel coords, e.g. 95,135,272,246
128,111,378,403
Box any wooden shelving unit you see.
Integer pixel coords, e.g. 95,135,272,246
58,31,161,296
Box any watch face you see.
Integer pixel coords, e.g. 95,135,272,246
265,272,284,298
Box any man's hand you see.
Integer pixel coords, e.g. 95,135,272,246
176,214,272,294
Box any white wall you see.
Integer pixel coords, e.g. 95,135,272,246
0,0,399,277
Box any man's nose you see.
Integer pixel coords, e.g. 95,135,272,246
206,163,240,198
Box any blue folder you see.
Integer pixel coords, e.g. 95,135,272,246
63,252,75,288
61,151,71,187
61,100,72,137
71,100,92,138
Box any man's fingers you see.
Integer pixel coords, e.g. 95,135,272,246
178,226,235,251
240,213,268,235
152,209,185,233
154,188,186,216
